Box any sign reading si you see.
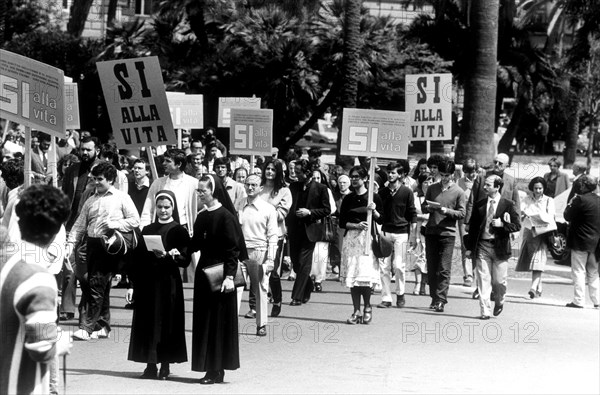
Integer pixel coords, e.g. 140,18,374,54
229,108,273,156
405,73,453,141
0,49,65,137
64,82,80,129
97,57,176,148
166,93,204,129
340,109,410,160
218,97,262,127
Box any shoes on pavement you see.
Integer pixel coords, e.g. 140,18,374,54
463,278,473,287
346,312,363,325
480,315,490,320
302,296,310,304
429,301,436,309
314,282,322,292
256,326,267,337
528,289,536,299
244,309,257,319
200,370,224,385
396,294,406,308
594,304,599,309
140,365,157,379
290,299,302,306
434,302,445,313
565,302,583,308
91,327,110,339
124,302,134,310
472,289,480,299
412,284,420,295
158,366,170,381
536,290,542,298
72,329,91,341
362,306,373,324
271,303,281,317
493,303,504,316
377,301,392,309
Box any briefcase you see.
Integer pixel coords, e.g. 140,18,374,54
202,261,246,292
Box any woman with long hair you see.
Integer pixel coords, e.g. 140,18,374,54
258,158,292,317
408,172,433,295
515,177,555,299
339,166,383,324
189,175,248,384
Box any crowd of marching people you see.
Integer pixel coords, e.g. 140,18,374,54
1,125,599,394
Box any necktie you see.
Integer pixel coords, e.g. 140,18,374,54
486,200,495,233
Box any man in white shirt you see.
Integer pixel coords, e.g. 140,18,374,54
237,175,278,337
67,162,140,340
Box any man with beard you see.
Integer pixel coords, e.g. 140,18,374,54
59,135,102,321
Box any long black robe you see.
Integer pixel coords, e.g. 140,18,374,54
128,221,190,364
189,205,247,372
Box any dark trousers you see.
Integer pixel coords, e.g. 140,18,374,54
290,230,316,301
425,235,456,304
79,238,113,334
268,238,286,304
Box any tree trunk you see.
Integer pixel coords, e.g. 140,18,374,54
0,0,6,43
67,0,95,37
455,0,499,165
341,0,361,110
563,76,583,168
279,84,339,153
497,94,528,153
186,0,209,51
107,0,118,28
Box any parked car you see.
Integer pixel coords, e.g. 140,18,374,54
303,119,338,144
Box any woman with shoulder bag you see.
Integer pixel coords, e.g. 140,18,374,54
516,177,556,299
339,166,383,325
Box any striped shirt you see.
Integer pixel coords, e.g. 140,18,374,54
1,248,59,395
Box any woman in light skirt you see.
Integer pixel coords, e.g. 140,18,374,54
339,166,383,324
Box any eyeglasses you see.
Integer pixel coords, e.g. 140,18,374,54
494,161,504,165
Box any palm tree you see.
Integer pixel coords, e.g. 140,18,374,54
454,0,500,164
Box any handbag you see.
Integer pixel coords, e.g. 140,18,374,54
305,216,336,243
531,199,557,238
202,261,246,293
102,228,139,256
371,221,394,258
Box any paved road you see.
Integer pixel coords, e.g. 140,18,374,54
59,259,598,394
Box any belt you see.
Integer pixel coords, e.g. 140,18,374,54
480,238,497,244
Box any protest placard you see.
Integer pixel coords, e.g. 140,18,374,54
166,93,204,129
340,108,410,160
405,73,453,141
96,56,176,148
218,97,262,127
229,108,273,156
64,82,80,129
0,49,65,137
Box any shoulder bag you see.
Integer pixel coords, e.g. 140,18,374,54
531,198,557,238
371,220,394,258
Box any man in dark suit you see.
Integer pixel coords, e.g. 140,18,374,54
564,175,600,309
31,132,51,182
466,175,521,319
286,159,331,306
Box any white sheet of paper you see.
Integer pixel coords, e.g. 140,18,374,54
143,235,165,252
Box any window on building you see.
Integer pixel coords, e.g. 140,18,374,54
135,0,153,15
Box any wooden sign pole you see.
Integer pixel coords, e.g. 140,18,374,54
146,145,159,181
250,154,255,176
49,138,58,188
364,157,376,255
24,127,32,189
